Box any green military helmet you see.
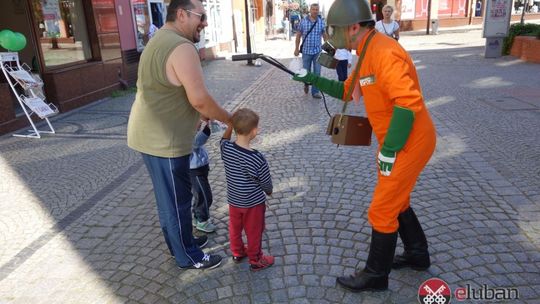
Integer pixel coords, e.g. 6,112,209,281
327,0,374,27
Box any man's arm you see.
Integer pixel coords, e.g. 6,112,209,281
167,44,231,124
294,31,302,56
322,19,328,42
292,72,344,99
376,49,421,176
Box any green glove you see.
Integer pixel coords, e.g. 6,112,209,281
378,150,396,176
293,71,344,99
378,106,415,176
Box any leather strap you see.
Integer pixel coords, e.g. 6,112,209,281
341,30,376,114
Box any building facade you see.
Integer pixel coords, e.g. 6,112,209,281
0,0,236,136
0,0,131,135
375,0,540,30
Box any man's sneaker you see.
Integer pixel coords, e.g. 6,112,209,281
195,220,216,233
312,92,322,99
249,255,275,272
178,254,222,270
303,84,309,94
194,235,208,249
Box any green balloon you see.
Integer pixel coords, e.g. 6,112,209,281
0,29,15,48
11,32,27,51
2,31,26,51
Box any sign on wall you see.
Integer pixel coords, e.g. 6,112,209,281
401,0,416,19
483,0,513,37
414,0,467,18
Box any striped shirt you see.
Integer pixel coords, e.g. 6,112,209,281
220,140,273,208
299,16,326,55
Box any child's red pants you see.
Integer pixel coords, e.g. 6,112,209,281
229,203,266,264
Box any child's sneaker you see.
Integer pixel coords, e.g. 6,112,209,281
194,235,208,248
232,255,246,263
232,245,248,263
195,220,216,233
172,236,207,258
249,255,274,272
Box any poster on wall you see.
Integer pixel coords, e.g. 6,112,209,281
41,0,60,19
41,0,61,36
131,0,150,51
401,0,416,19
483,0,512,37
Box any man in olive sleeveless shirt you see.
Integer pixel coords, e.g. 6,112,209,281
127,0,231,269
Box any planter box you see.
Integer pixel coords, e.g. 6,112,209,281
40,37,75,44
510,37,523,57
510,36,540,64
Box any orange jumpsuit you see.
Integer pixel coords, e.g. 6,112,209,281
344,30,436,233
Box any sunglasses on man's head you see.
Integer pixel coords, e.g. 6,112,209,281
184,9,207,22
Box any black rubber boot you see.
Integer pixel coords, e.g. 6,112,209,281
392,207,431,270
336,229,398,292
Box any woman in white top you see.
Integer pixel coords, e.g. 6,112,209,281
375,5,400,41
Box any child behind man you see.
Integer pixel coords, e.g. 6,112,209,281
190,120,216,233
220,108,274,271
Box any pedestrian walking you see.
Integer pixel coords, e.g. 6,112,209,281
190,119,216,233
127,0,231,270
220,108,275,271
375,5,400,41
334,48,352,81
293,3,327,99
292,0,436,292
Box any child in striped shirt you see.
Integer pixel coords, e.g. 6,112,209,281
220,108,274,271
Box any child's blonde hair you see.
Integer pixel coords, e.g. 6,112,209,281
232,108,259,135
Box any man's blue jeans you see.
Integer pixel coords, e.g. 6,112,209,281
302,53,321,95
141,153,204,267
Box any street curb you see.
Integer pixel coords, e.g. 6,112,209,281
401,26,483,36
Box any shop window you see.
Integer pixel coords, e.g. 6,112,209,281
31,0,92,67
131,0,165,51
91,0,121,61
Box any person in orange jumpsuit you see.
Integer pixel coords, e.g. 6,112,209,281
292,0,436,293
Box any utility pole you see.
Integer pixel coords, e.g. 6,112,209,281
426,0,432,35
520,1,526,25
244,0,254,66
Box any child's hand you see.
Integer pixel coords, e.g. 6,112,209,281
222,123,233,140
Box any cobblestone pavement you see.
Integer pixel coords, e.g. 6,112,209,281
0,30,539,303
